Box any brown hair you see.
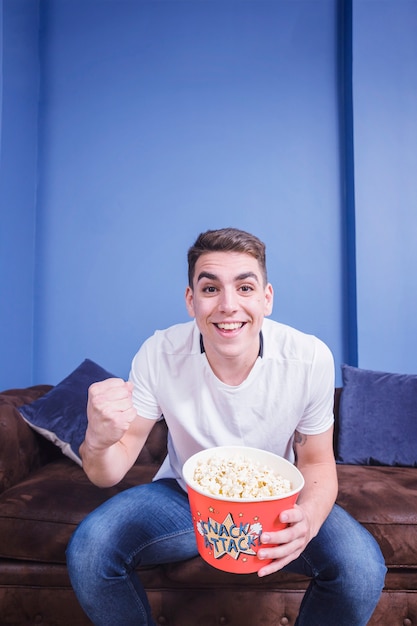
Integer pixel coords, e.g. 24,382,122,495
187,227,267,287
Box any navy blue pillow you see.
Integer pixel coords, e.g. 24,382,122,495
337,364,417,467
19,359,116,465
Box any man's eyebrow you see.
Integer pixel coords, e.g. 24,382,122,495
196,271,260,283
197,271,218,282
236,272,260,283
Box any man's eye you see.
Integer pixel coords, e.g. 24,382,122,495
240,285,253,292
203,286,217,293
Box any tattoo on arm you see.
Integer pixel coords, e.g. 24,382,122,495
293,430,307,463
294,430,307,446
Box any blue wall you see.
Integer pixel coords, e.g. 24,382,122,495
1,0,416,389
353,0,417,373
0,0,39,388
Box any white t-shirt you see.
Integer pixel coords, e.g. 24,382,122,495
129,318,335,490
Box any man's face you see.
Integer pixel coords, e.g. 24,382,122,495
185,251,273,362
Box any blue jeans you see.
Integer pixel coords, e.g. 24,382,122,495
66,479,386,626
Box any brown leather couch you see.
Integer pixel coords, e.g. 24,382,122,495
0,385,416,626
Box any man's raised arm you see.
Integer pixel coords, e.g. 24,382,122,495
80,378,155,488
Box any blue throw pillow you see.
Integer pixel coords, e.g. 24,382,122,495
19,359,116,465
337,364,417,467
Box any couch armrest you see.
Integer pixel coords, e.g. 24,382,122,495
0,385,54,494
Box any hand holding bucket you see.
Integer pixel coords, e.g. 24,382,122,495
183,446,304,574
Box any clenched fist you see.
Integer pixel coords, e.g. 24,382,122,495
85,377,138,451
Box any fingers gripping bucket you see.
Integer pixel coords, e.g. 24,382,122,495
183,446,304,574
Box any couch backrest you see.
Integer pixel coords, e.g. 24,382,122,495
135,418,168,466
333,388,342,456
0,386,343,490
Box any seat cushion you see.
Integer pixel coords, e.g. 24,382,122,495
1,456,416,572
336,464,417,567
0,458,157,563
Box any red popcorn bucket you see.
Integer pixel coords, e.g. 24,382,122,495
182,446,304,574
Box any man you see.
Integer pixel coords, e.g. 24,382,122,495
67,227,386,625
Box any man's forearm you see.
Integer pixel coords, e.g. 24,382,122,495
295,461,338,540
80,438,132,488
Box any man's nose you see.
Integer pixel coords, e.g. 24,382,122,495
218,288,238,312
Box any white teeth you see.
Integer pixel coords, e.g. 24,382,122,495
217,322,243,330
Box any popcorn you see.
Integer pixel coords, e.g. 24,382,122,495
192,453,292,499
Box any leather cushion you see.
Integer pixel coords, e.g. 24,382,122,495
336,464,417,567
1,456,416,569
0,459,157,563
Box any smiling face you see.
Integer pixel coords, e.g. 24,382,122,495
185,251,273,380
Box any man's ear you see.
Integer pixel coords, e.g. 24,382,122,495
185,286,195,318
264,283,274,316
